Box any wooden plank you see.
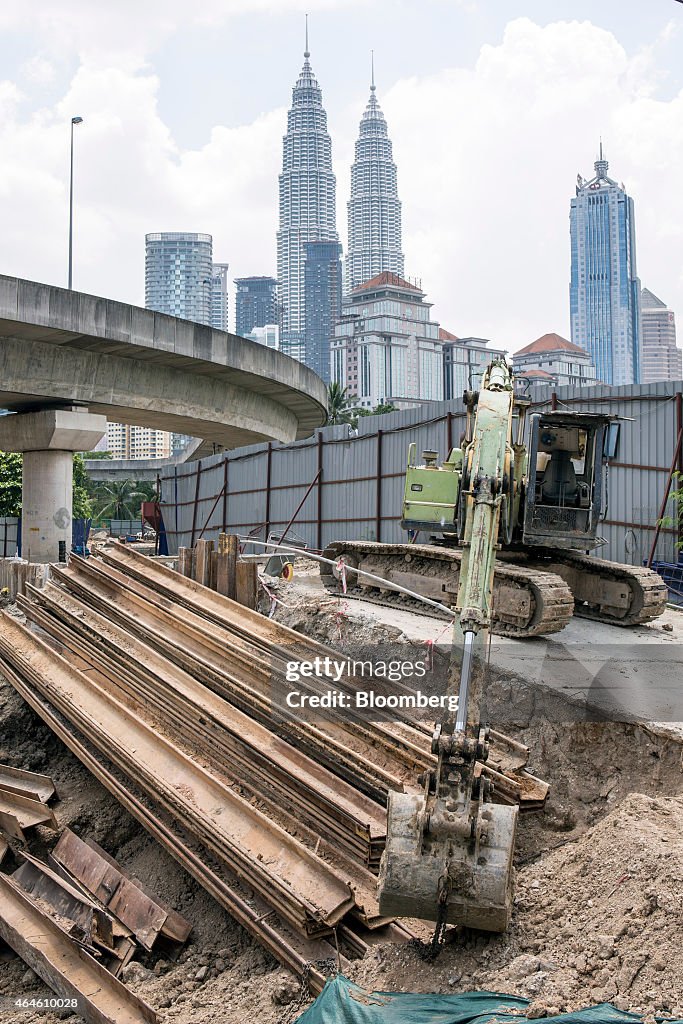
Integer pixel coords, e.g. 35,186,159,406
193,539,213,587
177,547,192,578
0,763,56,803
215,552,229,596
0,873,157,1024
236,560,257,609
226,534,238,600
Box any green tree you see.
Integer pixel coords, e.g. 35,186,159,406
93,480,146,520
72,454,93,519
0,452,93,519
326,382,358,425
0,452,23,517
357,401,398,420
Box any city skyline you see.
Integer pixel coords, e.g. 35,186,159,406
0,4,681,356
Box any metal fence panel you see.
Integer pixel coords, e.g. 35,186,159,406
159,382,683,567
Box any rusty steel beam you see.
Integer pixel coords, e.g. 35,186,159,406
0,661,344,994
71,550,431,771
19,592,385,918
51,830,190,952
49,560,406,801
0,788,57,841
0,764,56,804
11,852,137,975
0,613,356,938
49,554,546,812
22,583,385,868
0,873,156,1024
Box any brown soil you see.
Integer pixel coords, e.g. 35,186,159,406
1,590,683,1023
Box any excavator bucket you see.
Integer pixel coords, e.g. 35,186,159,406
378,791,518,932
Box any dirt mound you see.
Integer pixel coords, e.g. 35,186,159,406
352,792,683,1019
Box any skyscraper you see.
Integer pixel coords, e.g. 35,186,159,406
640,287,681,383
145,232,214,325
569,145,641,385
143,232,225,458
234,276,278,337
303,240,342,382
346,58,404,292
210,263,230,331
330,272,443,409
277,26,339,364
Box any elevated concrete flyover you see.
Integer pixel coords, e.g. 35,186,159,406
0,276,327,447
0,275,327,560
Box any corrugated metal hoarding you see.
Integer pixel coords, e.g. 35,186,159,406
159,381,683,568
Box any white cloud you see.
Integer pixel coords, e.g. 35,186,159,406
0,13,681,358
0,0,369,64
382,17,683,348
20,55,56,85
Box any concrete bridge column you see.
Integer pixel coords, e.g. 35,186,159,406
0,408,107,563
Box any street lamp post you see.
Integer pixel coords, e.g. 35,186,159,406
68,116,83,290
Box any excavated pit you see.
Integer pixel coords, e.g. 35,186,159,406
1,583,682,1023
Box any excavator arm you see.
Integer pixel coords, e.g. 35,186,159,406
378,361,518,933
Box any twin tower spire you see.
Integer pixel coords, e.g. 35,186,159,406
276,25,405,366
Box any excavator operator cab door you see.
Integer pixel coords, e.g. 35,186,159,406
523,412,613,552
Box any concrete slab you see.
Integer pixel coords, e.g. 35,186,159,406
282,568,683,728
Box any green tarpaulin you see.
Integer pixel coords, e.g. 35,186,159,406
295,975,681,1024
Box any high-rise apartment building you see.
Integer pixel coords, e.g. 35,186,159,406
234,276,278,337
346,62,404,293
442,332,507,399
210,263,230,331
145,232,214,324
105,423,171,461
570,146,641,385
303,240,342,382
277,34,339,364
331,272,443,410
640,287,681,383
512,333,597,388
139,233,226,459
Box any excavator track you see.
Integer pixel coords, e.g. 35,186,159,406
521,552,669,628
320,541,575,639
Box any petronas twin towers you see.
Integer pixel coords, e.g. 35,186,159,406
277,36,404,372
346,61,405,292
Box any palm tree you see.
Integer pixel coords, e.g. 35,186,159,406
327,382,358,425
94,480,146,521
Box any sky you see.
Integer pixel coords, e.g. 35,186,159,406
0,0,681,353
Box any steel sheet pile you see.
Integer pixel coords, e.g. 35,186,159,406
0,545,547,990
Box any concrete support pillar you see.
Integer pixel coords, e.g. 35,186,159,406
22,449,74,563
0,408,107,564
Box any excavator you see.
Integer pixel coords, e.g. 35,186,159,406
374,360,668,932
321,369,667,639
